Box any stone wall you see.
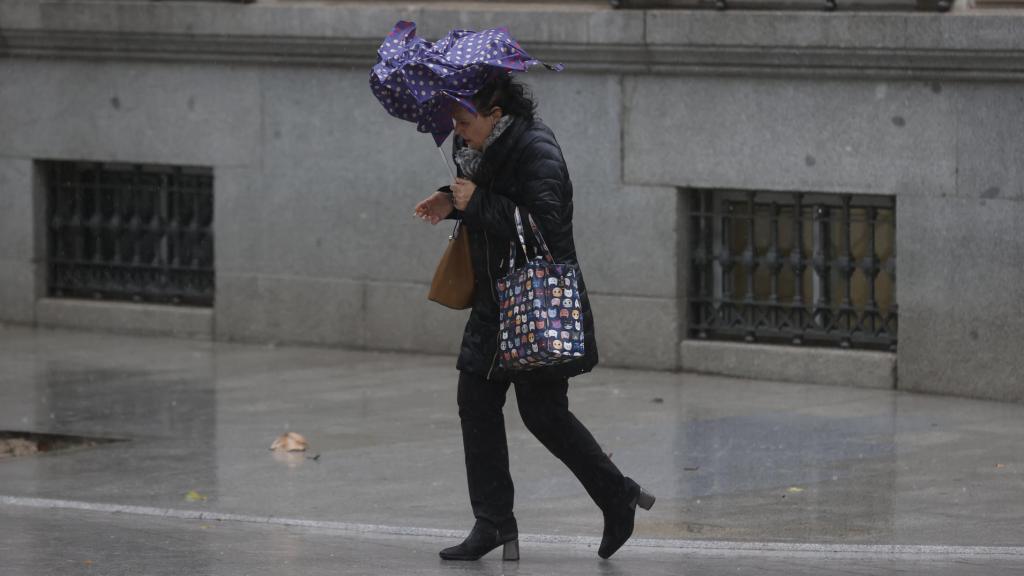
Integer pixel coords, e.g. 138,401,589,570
1,1,1022,401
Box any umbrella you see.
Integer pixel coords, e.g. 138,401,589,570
369,20,562,155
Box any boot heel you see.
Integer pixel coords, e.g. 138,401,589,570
502,540,520,561
636,489,656,511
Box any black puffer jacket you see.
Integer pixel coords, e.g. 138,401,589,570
448,116,598,381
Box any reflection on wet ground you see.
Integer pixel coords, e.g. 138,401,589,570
4,506,1020,576
1,325,1023,550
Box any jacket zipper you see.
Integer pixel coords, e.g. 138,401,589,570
485,229,500,380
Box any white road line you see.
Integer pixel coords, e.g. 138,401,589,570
3,495,1023,560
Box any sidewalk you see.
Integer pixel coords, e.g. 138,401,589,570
1,325,1022,574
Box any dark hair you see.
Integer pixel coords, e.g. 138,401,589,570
472,73,537,121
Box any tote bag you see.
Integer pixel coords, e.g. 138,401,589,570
496,208,584,371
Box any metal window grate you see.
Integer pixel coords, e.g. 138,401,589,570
689,190,897,351
43,161,215,306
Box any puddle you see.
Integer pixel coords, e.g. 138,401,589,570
0,430,125,459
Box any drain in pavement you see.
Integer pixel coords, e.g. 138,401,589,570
0,431,125,459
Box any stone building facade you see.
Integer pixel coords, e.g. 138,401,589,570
1,1,1022,401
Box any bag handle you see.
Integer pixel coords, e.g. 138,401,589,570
508,207,555,267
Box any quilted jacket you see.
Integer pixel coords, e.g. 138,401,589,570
448,116,599,381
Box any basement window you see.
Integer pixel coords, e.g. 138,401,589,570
689,190,896,351
42,161,214,306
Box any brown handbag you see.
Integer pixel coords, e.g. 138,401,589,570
428,220,475,309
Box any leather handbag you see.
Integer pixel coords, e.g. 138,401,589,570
428,220,475,309
496,208,584,371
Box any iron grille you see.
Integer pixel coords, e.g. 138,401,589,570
43,161,214,306
689,190,896,351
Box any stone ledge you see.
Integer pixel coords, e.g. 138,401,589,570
680,339,896,389
35,298,213,339
645,10,1024,51
1,1,1023,78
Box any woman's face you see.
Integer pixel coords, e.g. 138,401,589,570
452,104,501,151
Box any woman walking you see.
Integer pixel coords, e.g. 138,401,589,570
414,73,655,561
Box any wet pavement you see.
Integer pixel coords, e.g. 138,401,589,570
1,325,1023,574
5,505,1024,576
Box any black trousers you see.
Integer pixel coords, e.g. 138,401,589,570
457,370,629,525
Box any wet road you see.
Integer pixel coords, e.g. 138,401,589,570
1,325,1023,573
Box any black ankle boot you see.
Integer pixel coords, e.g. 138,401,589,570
598,478,656,559
439,517,519,561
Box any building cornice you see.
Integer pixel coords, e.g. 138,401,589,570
1,1,1023,80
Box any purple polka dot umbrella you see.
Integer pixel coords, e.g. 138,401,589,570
370,20,563,148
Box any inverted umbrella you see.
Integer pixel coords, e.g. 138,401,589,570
369,20,562,153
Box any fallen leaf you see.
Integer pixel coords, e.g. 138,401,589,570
270,432,308,452
996,463,1006,469
185,490,208,502
786,486,805,494
83,560,93,566
0,438,39,458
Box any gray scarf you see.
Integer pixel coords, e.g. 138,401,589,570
454,115,514,180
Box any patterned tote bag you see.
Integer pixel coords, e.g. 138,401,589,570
496,208,585,371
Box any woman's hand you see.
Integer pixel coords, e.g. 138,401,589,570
414,191,454,225
451,178,476,211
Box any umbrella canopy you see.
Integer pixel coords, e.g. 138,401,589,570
370,21,562,146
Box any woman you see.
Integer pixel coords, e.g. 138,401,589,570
414,73,654,561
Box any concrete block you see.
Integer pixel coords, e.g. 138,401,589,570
954,84,1024,202
406,6,644,47
896,195,1024,403
900,310,1024,403
0,259,37,324
0,158,34,260
574,186,681,299
897,194,1024,331
258,66,452,283
0,1,43,29
363,281,466,356
415,7,588,46
905,15,1024,52
213,163,416,283
35,298,212,338
255,69,625,287
33,1,258,36
681,340,896,389
585,9,645,46
528,73,622,192
311,5,424,40
645,11,908,49
0,158,40,323
528,75,681,298
212,166,256,277
588,293,680,370
12,1,641,47
0,60,260,167
623,76,956,196
643,12,1024,53
215,273,364,347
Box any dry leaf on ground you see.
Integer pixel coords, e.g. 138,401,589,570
185,490,208,502
270,432,309,452
0,438,38,458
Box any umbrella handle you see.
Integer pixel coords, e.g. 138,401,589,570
437,146,457,182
